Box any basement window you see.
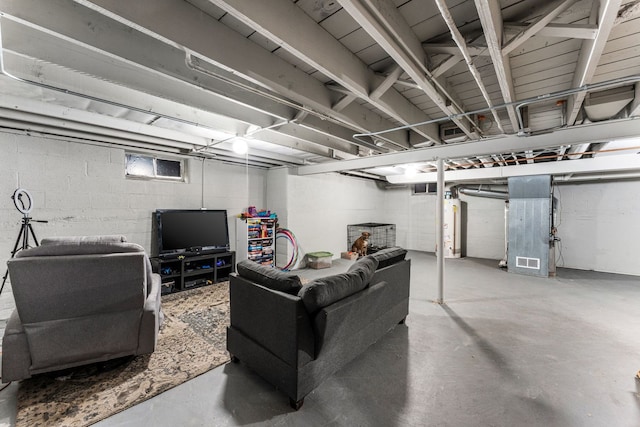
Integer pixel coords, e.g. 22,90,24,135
125,153,184,181
412,183,437,195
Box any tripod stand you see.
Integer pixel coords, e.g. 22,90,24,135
0,189,48,295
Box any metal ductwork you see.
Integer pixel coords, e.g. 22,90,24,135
583,86,634,121
507,175,554,278
457,186,509,199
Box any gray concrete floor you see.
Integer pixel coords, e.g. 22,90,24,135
1,251,639,426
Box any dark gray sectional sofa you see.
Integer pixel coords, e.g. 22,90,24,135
226,247,411,409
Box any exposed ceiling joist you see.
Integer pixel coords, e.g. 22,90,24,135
2,50,253,134
474,0,520,132
3,48,359,159
1,1,375,160
431,55,463,78
331,94,358,113
502,0,578,56
0,92,312,166
422,43,490,56
504,23,598,40
566,0,623,125
339,0,478,140
1,0,639,179
0,95,206,148
243,130,334,159
75,0,415,149
434,0,504,132
0,2,297,123
207,0,438,146
370,65,403,100
253,122,357,155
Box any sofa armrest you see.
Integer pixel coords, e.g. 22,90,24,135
229,274,314,367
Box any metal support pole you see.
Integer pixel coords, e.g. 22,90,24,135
436,157,445,304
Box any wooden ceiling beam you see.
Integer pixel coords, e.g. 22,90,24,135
474,0,520,132
502,0,578,55
435,0,504,132
422,43,490,56
208,0,439,146
504,23,598,40
69,0,416,149
339,0,478,140
565,0,624,125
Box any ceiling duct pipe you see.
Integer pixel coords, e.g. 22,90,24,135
458,186,509,200
554,172,640,183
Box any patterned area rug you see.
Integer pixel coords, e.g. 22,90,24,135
15,282,230,427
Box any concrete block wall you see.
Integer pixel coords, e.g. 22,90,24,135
201,159,267,252
0,132,266,256
383,187,436,251
458,194,507,260
553,180,640,276
0,131,267,333
271,170,387,268
0,133,142,254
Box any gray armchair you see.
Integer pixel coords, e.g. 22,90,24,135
1,235,163,383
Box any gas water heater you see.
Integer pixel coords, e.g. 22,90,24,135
443,197,462,258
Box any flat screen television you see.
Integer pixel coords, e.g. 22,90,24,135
155,209,230,257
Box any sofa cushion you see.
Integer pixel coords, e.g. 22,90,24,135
298,270,368,314
236,260,303,294
347,255,378,286
370,247,408,269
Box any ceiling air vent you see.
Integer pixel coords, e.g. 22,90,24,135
440,124,468,143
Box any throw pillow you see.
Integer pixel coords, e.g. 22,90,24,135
347,255,378,285
236,260,303,294
298,270,368,314
370,246,408,269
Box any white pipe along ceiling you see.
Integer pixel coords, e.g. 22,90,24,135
0,0,639,180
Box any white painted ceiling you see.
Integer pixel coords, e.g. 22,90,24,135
1,0,640,181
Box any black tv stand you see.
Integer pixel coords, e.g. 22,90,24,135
152,251,235,295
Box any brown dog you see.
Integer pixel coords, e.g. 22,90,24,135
351,232,371,257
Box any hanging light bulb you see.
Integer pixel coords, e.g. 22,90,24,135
404,164,418,176
232,138,248,155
